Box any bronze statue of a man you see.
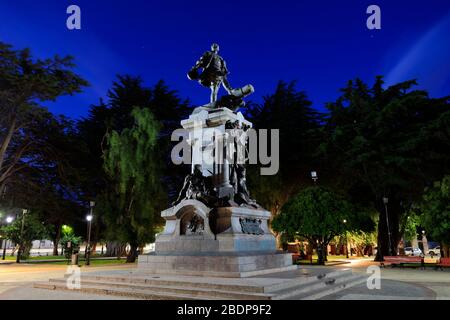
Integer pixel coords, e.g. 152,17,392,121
188,43,234,104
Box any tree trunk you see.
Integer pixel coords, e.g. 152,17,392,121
442,243,449,258
316,242,326,265
105,241,127,257
306,240,314,255
21,242,32,260
52,223,61,256
356,245,364,257
126,244,138,263
52,241,58,256
275,233,282,250
374,197,401,261
0,117,16,179
11,245,18,256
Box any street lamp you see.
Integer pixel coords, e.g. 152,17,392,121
85,201,95,266
2,216,13,260
311,171,318,184
383,197,393,256
343,219,349,259
16,209,28,263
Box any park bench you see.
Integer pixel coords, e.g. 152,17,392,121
436,257,450,271
380,255,424,269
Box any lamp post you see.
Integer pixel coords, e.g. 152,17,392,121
311,171,318,184
2,216,13,260
16,209,28,263
383,197,393,256
85,201,95,266
343,219,349,259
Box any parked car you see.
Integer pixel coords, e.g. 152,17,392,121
404,247,423,256
428,246,441,258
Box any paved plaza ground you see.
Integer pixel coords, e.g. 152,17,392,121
0,258,448,300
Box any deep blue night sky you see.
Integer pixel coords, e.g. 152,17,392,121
1,1,449,119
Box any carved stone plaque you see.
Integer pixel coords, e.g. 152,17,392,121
239,218,264,235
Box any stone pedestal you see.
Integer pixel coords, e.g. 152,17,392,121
137,199,294,277
137,107,294,277
153,199,276,254
137,252,295,278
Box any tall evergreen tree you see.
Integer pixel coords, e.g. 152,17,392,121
76,75,190,258
319,76,450,259
103,107,165,262
0,42,88,195
247,81,323,216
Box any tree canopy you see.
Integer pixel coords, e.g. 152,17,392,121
272,186,365,264
419,175,450,256
319,76,450,259
102,107,165,262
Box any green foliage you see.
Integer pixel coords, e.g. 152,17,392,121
272,186,355,245
402,210,421,242
321,77,450,199
1,213,48,245
59,225,82,258
247,81,323,214
102,107,165,259
0,42,88,244
346,230,377,247
0,212,48,259
419,175,450,245
0,41,88,188
319,76,450,257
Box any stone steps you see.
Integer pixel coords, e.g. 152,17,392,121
274,272,366,300
298,274,367,300
263,269,353,293
46,278,272,300
33,282,204,300
34,268,368,300
66,274,265,293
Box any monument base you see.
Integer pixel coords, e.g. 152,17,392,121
145,200,294,277
137,252,295,278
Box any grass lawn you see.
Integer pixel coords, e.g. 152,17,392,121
2,255,132,267
295,254,371,265
3,255,73,261
52,258,131,266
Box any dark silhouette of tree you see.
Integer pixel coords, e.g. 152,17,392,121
0,42,88,194
76,75,191,258
319,76,450,260
246,81,323,217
